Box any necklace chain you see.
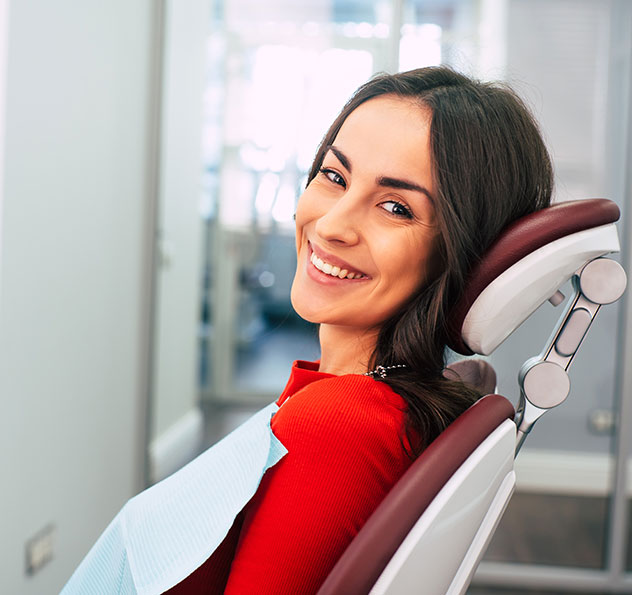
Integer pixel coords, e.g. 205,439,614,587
364,364,407,379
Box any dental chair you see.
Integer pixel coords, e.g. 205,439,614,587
318,198,627,595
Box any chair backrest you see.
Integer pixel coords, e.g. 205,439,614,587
317,394,515,595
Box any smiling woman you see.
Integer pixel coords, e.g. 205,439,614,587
292,97,439,365
63,66,553,595
301,67,553,459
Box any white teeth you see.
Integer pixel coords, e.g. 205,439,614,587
310,252,363,279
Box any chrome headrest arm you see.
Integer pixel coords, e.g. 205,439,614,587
514,257,627,454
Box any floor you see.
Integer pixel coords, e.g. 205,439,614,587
468,590,609,595
471,493,611,594
484,493,607,569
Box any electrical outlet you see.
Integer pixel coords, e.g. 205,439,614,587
25,524,55,575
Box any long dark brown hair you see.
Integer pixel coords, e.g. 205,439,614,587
306,67,553,456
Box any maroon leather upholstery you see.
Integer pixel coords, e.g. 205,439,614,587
447,198,620,354
317,394,515,595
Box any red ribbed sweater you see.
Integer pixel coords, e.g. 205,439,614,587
167,360,412,594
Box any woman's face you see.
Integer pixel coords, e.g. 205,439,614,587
291,95,439,332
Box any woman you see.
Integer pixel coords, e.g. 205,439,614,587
64,66,552,594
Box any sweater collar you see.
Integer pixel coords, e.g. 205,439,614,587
276,360,335,406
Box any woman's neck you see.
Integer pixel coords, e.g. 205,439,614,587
317,324,379,376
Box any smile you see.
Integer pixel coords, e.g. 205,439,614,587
309,249,368,280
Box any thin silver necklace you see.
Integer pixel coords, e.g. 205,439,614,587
364,364,407,379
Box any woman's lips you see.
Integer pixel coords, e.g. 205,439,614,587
307,242,370,282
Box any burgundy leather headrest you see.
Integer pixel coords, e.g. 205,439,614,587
447,198,620,355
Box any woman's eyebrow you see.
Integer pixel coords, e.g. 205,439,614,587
326,145,351,172
377,176,434,202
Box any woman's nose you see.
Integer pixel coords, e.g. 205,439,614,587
313,195,361,245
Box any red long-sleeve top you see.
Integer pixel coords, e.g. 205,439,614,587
167,360,413,594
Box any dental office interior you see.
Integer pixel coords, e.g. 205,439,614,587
1,0,632,593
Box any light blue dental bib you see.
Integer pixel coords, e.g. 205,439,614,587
62,402,287,595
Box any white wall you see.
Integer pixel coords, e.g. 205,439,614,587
0,0,7,300
0,1,158,592
149,0,209,483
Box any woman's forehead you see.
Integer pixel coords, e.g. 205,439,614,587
334,95,431,150
343,94,430,130
330,95,434,189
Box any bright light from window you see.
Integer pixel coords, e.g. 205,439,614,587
245,44,304,151
255,172,280,216
297,48,373,172
356,22,374,38
221,43,372,227
374,23,390,38
399,24,442,72
272,181,297,223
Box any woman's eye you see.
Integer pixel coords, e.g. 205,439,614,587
380,200,413,219
319,167,346,188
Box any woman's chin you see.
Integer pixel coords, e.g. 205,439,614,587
291,289,331,325
290,294,321,325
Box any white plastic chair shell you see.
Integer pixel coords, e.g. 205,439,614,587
370,420,516,595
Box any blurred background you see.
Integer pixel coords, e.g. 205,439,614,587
1,0,631,593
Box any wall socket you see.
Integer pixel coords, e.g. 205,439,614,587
25,524,55,575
